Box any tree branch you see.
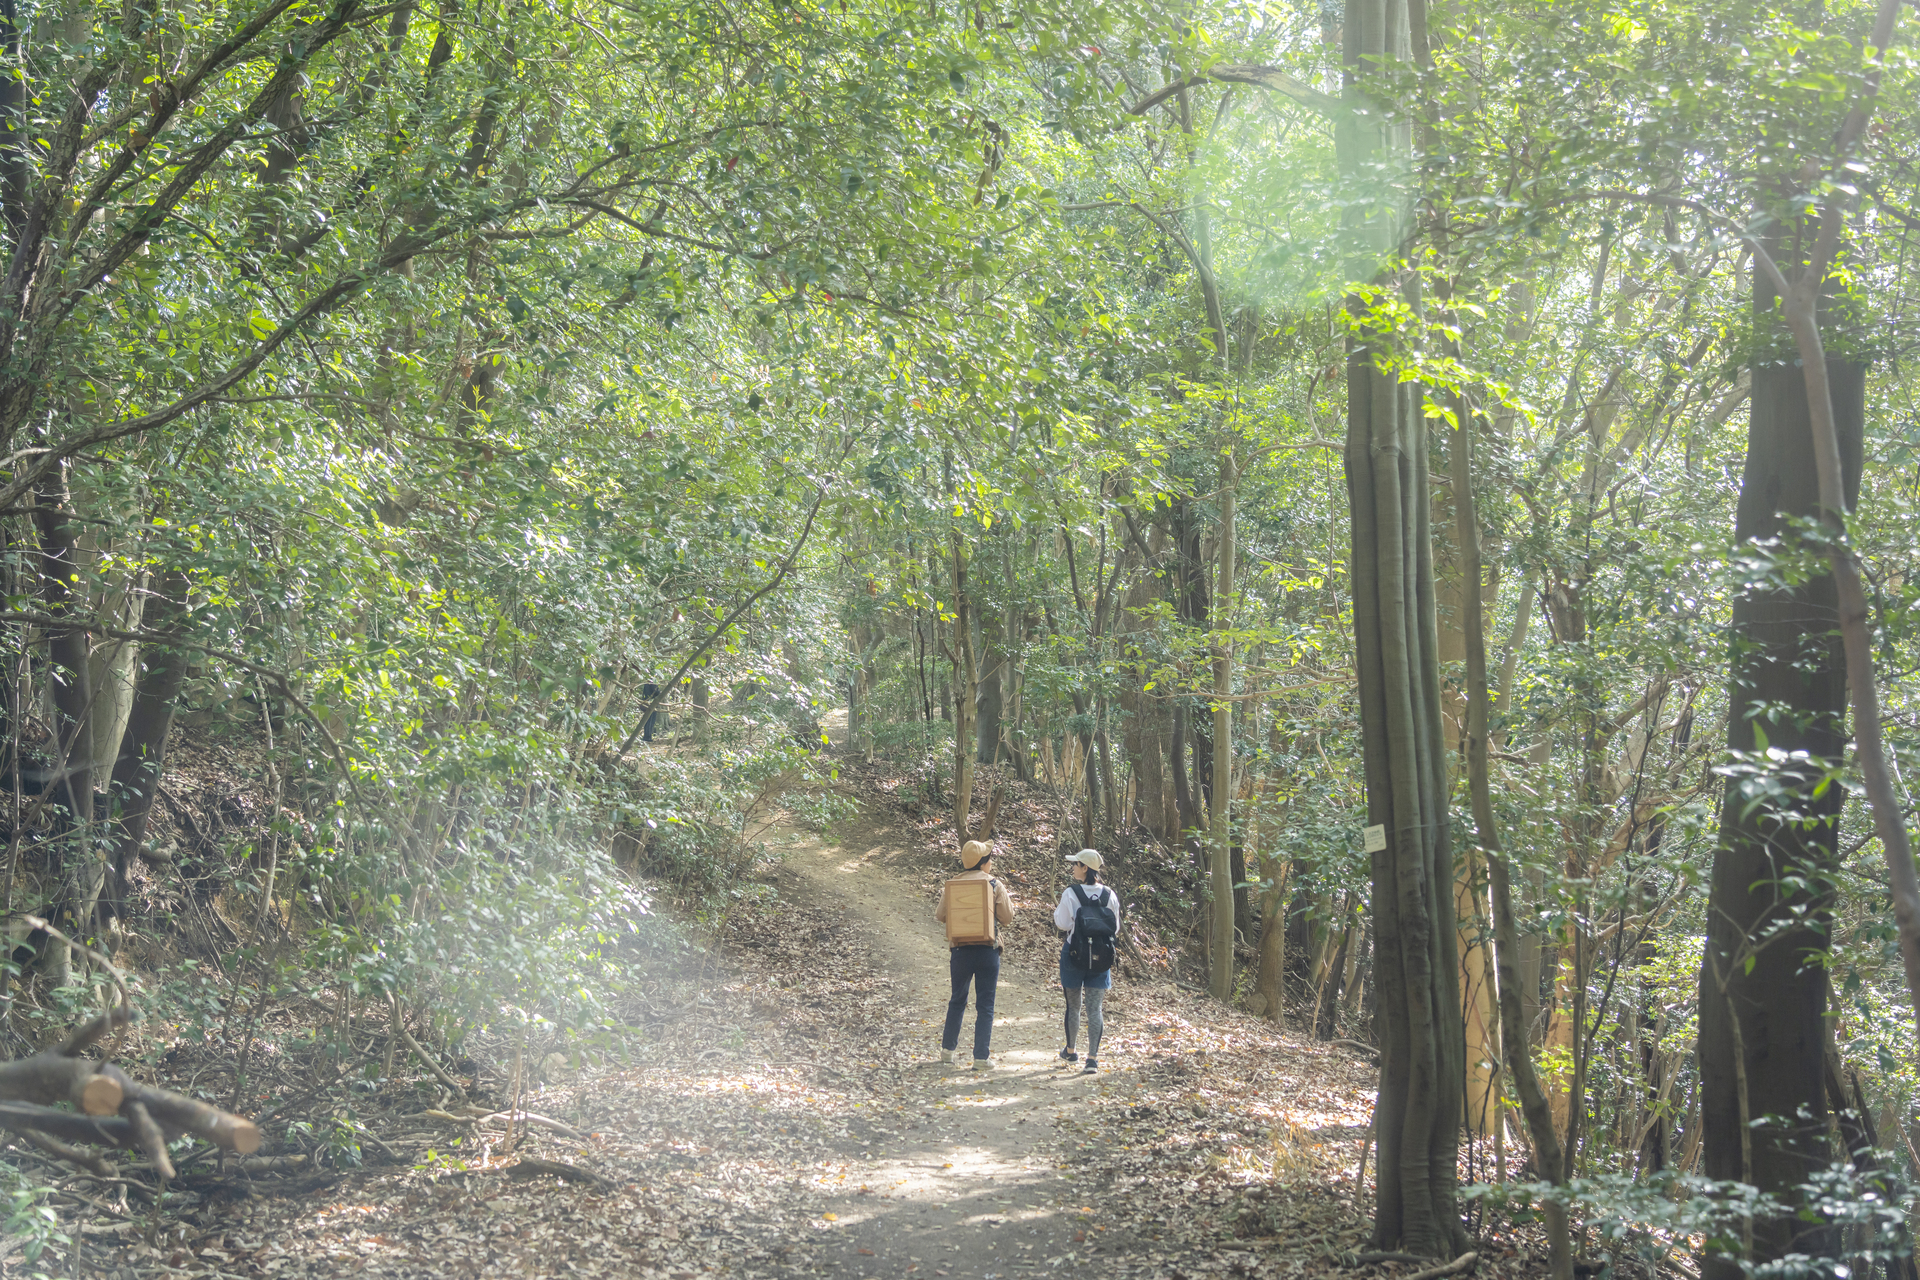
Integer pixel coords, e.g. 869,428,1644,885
1128,64,1338,118
613,481,834,759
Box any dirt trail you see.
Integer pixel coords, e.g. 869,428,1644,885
198,735,1391,1280
767,815,1114,1277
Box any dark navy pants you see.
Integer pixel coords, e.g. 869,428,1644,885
942,944,1000,1059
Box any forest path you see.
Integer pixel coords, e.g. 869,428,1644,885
760,811,1109,1278
205,735,1388,1280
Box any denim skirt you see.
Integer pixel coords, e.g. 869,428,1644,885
1058,941,1112,990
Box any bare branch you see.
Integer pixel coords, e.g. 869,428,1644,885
1128,64,1338,118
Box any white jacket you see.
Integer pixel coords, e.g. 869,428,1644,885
1054,883,1121,935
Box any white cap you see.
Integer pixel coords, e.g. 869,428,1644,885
1066,849,1104,871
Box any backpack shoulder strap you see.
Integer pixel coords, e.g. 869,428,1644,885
1071,884,1091,906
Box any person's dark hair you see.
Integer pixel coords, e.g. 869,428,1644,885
1082,867,1100,885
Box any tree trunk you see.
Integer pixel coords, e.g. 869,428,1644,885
34,463,96,979
1070,686,1100,843
690,652,711,742
1118,522,1175,839
974,595,1003,765
1254,720,1291,1023
1209,451,1237,1002
1256,865,1289,1024
950,535,978,839
1347,347,1464,1254
0,0,23,244
107,568,192,913
1094,715,1118,831
1314,902,1356,1039
844,624,865,750
83,521,143,789
1773,0,1920,1113
1172,497,1213,960
1434,427,1503,1139
1171,701,1197,848
1695,291,1862,1280
1341,0,1464,1223
1000,538,1028,781
1544,937,1579,1134
1456,849,1500,1139
1119,672,1173,840
1174,504,1214,823
1452,410,1573,1280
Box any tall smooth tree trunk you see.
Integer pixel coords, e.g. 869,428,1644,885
1347,347,1464,1256
1456,852,1500,1139
975,599,1004,765
1695,276,1863,1280
1341,0,1466,1255
1208,451,1237,1002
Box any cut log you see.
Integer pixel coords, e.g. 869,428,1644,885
0,1008,260,1169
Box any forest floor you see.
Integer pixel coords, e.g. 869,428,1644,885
38,742,1556,1280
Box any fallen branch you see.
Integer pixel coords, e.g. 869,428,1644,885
1341,1253,1480,1279
350,1123,404,1160
477,1110,585,1140
1406,1254,1479,1280
503,1156,613,1187
394,1021,468,1100
21,1130,114,1177
416,1108,585,1141
224,1154,312,1176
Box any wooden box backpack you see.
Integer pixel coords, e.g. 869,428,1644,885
943,877,997,946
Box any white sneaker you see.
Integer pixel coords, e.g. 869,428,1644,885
972,1058,993,1071
941,1049,954,1064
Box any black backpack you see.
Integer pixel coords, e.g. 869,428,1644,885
1067,885,1118,975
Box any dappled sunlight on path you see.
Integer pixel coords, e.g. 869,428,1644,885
763,814,1121,1276
209,780,1403,1280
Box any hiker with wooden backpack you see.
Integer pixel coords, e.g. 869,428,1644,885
1054,849,1120,1074
935,840,1015,1069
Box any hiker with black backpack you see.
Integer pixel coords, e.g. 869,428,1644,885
1054,849,1120,1074
935,840,1015,1069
